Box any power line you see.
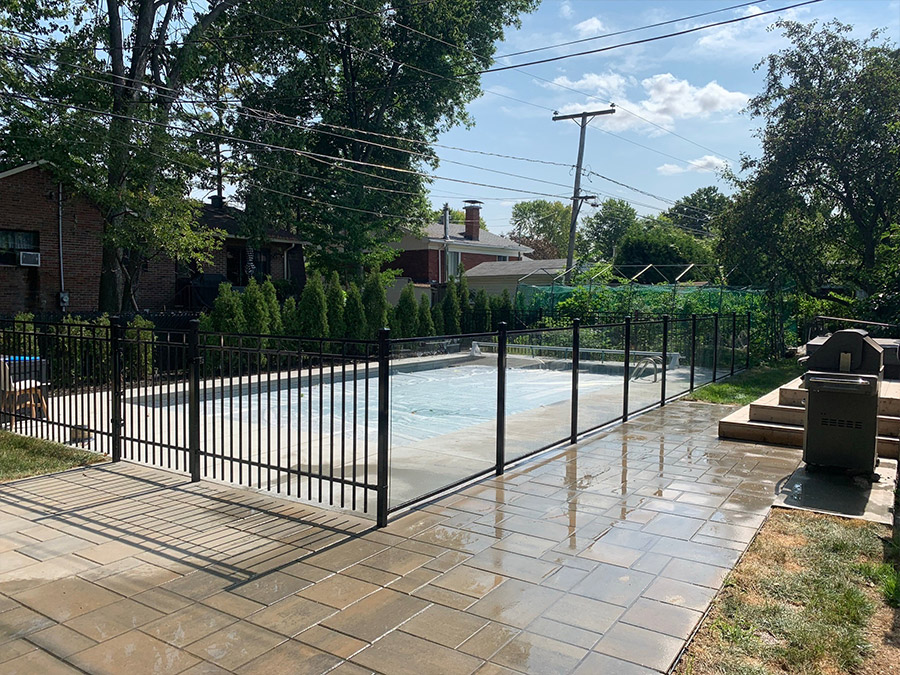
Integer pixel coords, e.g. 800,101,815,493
494,0,762,59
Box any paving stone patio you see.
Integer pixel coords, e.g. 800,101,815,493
0,400,801,674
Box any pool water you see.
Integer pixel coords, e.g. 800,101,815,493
201,364,620,446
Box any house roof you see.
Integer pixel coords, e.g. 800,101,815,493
466,258,569,279
0,160,50,181
197,203,308,245
423,223,532,253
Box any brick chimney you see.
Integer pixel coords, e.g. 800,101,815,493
463,200,482,241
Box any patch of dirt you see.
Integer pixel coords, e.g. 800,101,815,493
859,602,900,675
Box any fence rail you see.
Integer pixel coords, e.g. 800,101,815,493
1,312,749,526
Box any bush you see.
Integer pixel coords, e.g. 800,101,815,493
431,301,444,335
296,272,328,339
210,282,246,334
325,271,345,339
418,294,435,337
344,282,367,340
262,278,283,335
242,278,270,338
395,284,419,338
458,266,472,333
2,312,38,356
362,271,388,339
472,290,491,333
490,289,513,329
124,315,155,381
443,278,461,334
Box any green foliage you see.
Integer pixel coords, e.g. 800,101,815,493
457,265,472,333
241,278,270,337
296,272,328,338
3,312,37,356
472,290,491,332
210,283,246,334
47,315,112,387
417,294,435,337
234,0,539,276
324,271,345,339
395,284,419,339
281,297,299,336
687,359,803,405
663,186,729,235
431,301,444,335
508,199,571,260
442,277,461,334
614,219,714,280
718,20,900,308
262,279,283,335
124,315,155,381
489,289,513,329
343,282,367,340
361,271,388,339
578,198,637,261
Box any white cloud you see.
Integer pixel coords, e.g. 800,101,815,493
559,1,573,19
573,17,605,38
549,72,748,133
640,74,748,121
657,155,729,175
550,72,631,102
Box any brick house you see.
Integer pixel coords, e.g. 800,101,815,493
385,201,531,284
0,162,305,314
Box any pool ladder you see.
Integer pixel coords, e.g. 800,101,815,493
631,356,663,382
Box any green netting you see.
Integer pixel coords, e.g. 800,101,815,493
513,282,798,362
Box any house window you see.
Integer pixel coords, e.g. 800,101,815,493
0,230,39,266
447,251,460,279
226,245,272,286
496,255,508,262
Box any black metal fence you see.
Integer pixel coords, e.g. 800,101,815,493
0,312,749,526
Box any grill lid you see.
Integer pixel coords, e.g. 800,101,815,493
805,329,883,375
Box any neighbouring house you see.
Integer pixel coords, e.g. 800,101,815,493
0,161,306,314
385,201,532,285
465,258,569,296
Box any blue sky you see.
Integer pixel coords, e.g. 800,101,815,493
427,0,900,235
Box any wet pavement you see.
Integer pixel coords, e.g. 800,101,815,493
0,400,801,674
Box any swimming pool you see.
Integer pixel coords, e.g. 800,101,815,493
198,363,623,446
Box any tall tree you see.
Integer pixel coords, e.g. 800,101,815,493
232,0,538,276
718,20,900,301
578,198,638,261
507,200,571,259
663,186,729,235
0,0,242,310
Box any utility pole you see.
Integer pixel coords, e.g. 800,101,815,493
553,106,615,284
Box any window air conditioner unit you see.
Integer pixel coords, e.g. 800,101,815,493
19,251,40,267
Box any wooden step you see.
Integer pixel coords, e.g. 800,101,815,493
750,401,804,426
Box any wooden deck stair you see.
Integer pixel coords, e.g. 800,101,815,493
718,377,900,459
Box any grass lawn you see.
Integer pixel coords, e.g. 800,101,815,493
676,509,900,675
0,430,106,482
687,358,804,406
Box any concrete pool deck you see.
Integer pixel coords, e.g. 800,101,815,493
0,400,801,674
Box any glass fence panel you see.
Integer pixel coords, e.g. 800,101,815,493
667,318,694,400
628,320,664,416
694,316,717,387
577,322,626,435
505,328,574,461
388,334,497,510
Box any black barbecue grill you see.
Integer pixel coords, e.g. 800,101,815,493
802,329,882,475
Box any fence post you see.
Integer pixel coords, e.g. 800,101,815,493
188,319,201,482
712,314,719,383
110,317,124,463
690,313,697,392
661,315,668,407
623,317,631,422
731,311,737,376
376,328,391,528
496,322,507,475
746,311,751,370
570,318,580,444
